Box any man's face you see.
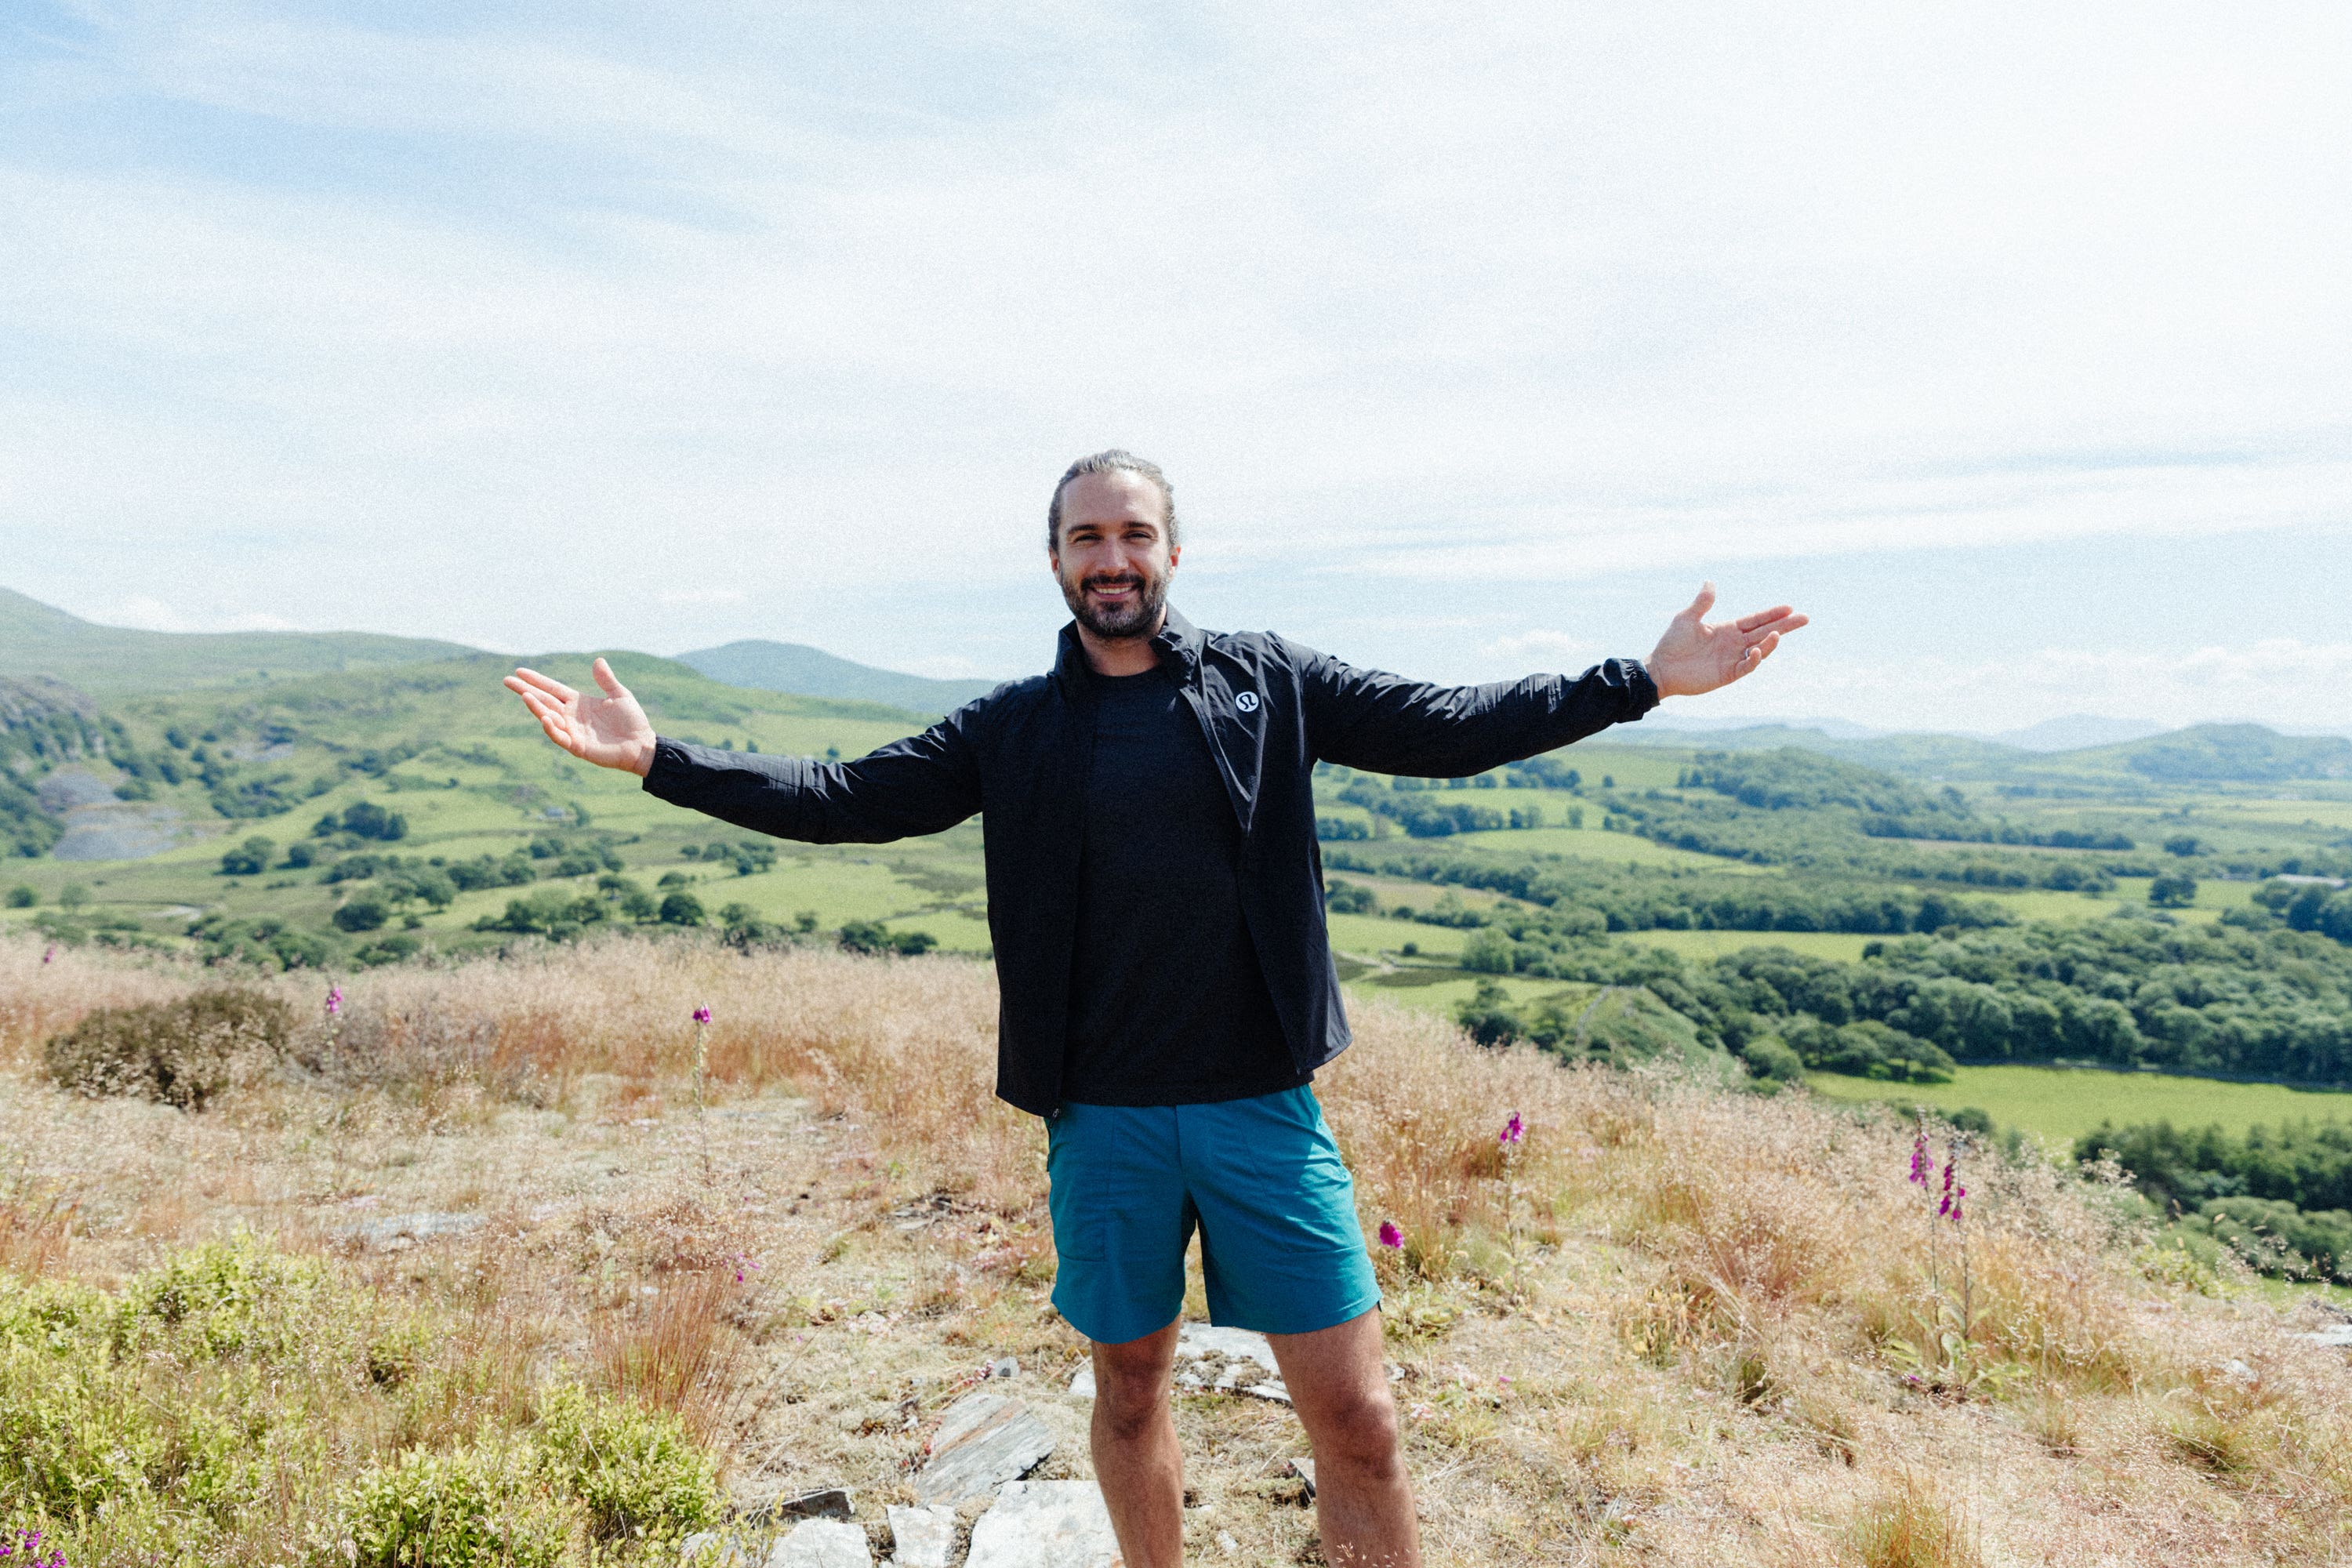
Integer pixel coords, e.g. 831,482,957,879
1050,469,1179,641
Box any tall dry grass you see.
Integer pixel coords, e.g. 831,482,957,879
13,930,2352,1563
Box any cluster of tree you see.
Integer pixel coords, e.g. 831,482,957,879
0,678,99,855
2254,878,2352,946
679,837,780,875
1710,923,2352,1084
314,801,408,842
1322,846,2013,939
2078,1118,2352,1282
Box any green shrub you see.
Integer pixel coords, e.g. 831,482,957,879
42,986,294,1109
532,1382,719,1542
116,1232,328,1360
336,898,390,933
5,884,35,908
346,1444,573,1568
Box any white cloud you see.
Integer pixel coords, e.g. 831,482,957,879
1477,630,1602,669
2,3,2347,718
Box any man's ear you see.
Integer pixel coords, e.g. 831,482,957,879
1167,543,1181,572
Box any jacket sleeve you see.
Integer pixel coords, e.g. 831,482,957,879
1298,644,1659,777
641,713,983,844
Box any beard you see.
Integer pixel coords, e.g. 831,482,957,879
1058,561,1171,642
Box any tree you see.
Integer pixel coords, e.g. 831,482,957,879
5,885,34,908
333,898,389,932
2164,835,2201,857
1461,927,1515,974
220,836,275,876
58,884,88,910
2149,872,2198,908
658,891,706,926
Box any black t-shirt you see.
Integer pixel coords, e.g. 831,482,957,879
1060,666,1305,1106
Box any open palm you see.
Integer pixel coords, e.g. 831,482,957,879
503,659,657,776
1645,583,1809,699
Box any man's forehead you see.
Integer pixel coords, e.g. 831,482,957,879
1062,469,1169,526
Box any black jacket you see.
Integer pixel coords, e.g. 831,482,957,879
642,607,1658,1115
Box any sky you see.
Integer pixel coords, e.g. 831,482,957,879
2,2,2348,735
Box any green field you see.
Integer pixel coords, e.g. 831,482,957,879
1451,821,1774,873
1617,929,1878,963
1807,1064,2352,1144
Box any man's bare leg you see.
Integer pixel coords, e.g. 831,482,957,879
1090,1320,1185,1568
1269,1308,1421,1568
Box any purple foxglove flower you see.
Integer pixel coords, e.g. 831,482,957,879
1909,1128,1929,1186
41,946,54,964
325,984,342,1018
1378,1221,1404,1249
693,1006,712,1025
1500,1112,1525,1147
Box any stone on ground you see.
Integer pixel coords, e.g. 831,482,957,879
765,1517,873,1568
749,1486,856,1523
884,1504,957,1568
912,1392,1058,1505
964,1480,1122,1568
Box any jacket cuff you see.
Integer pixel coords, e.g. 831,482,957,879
641,736,695,800
1622,659,1661,720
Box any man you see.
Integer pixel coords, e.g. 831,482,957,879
504,451,1805,1567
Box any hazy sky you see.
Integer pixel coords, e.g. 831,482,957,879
4,2,2347,733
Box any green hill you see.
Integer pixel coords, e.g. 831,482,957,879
0,587,475,693
2081,723,2352,783
674,638,1000,715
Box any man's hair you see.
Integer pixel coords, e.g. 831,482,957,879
1047,450,1178,553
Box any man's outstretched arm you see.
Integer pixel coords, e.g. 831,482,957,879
503,658,982,844
1301,581,1807,777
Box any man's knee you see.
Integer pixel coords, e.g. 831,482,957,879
1091,1342,1175,1443
1312,1383,1405,1475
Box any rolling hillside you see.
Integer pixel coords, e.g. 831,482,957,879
674,638,1000,714
0,587,475,692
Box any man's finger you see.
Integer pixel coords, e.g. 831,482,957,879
1682,580,1717,622
510,666,579,702
591,656,627,698
1732,604,1800,635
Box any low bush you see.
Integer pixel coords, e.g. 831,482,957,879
533,1382,719,1541
41,985,292,1109
346,1444,574,1568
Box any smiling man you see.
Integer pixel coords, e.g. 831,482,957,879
503,449,1806,1568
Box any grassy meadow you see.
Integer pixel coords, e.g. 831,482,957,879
10,931,2352,1567
1809,1063,2352,1145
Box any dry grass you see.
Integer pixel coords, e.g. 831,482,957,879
7,930,2352,1565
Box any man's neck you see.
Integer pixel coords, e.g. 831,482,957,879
1076,612,1167,678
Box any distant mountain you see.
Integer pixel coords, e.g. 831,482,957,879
675,640,1000,717
1615,722,2029,779
0,587,474,693
1989,714,2168,752
2078,723,2352,783
1636,712,1887,739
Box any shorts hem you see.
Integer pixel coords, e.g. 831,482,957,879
1207,1287,1382,1339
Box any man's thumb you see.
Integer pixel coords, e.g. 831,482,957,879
591,656,625,696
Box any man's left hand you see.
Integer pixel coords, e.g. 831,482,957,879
1644,583,1809,699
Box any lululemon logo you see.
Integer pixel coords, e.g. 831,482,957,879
1235,691,1261,713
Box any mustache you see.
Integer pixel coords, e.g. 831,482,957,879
1080,573,1145,592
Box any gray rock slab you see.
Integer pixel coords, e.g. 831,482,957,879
341,1210,485,1247
964,1481,1121,1568
884,1504,957,1568
1176,1323,1278,1373
764,1518,872,1568
913,1392,1056,1506
1067,1365,1096,1398
1287,1457,1316,1499
2299,1324,2352,1347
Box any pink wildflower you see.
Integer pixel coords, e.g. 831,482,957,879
1909,1127,1930,1185
41,946,55,965
693,1006,712,1025
325,984,342,1018
1378,1221,1404,1250
1938,1156,1955,1218
1500,1112,1525,1147
1950,1183,1967,1225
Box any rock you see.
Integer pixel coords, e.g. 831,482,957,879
1216,1531,1240,1555
913,1393,1058,1505
1177,1322,1289,1404
1286,1457,1316,1500
964,1480,1121,1568
884,1504,957,1568
989,1356,1019,1380
2298,1325,2352,1348
1068,1365,1097,1398
747,1487,856,1524
341,1211,485,1247
764,1518,872,1568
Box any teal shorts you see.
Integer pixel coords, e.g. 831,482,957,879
1046,1085,1381,1345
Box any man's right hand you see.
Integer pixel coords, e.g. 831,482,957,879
504,658,657,777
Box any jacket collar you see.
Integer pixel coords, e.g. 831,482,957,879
1052,603,1202,694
